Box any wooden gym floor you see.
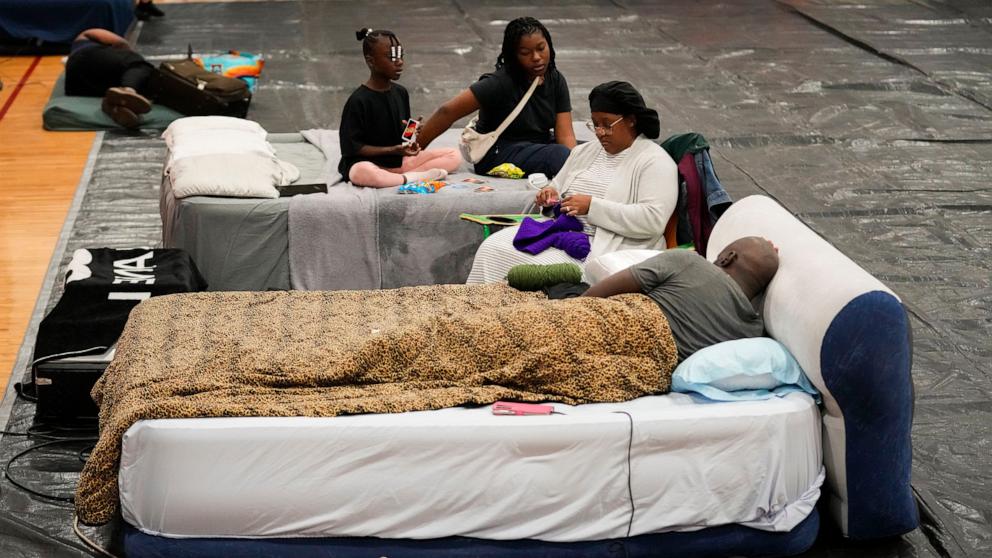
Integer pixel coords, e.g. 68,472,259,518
0,0,208,401
0,55,95,391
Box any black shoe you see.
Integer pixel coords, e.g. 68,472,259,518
102,103,141,129
104,87,152,114
135,1,165,20
102,87,151,129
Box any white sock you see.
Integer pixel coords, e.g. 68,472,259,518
403,168,448,183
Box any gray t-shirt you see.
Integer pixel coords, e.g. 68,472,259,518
631,250,763,361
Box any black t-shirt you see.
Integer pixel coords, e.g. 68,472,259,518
469,67,571,144
630,250,764,362
338,84,410,179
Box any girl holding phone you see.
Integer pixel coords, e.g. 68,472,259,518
339,28,461,187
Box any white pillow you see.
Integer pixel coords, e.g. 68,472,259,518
170,153,299,199
167,131,276,167
166,127,274,151
162,116,266,146
584,249,662,284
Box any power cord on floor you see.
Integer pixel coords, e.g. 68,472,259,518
78,445,92,464
73,513,120,558
613,410,635,538
0,430,29,438
2,424,111,554
4,438,96,503
14,381,37,402
1,423,98,442
28,422,99,438
2,424,98,498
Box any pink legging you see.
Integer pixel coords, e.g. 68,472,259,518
348,148,462,188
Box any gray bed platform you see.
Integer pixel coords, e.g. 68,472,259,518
160,130,538,291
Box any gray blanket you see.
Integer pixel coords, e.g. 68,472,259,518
290,129,534,289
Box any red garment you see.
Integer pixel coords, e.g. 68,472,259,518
676,153,713,256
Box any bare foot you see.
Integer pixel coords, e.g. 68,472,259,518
404,168,448,183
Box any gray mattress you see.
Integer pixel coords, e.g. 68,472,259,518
160,131,536,291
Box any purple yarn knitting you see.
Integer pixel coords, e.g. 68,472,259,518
512,207,591,260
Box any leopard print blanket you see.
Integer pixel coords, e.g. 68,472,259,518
75,284,677,525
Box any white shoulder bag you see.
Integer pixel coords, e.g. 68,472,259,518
459,76,542,164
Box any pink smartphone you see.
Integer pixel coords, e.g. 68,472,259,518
492,401,554,416
401,118,420,144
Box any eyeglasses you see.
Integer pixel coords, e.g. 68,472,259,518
585,116,625,135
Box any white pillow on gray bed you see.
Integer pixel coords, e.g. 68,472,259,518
169,153,300,199
162,116,267,147
166,131,277,170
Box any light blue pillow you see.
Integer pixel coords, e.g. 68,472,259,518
672,337,820,402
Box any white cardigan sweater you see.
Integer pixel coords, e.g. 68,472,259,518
553,135,678,261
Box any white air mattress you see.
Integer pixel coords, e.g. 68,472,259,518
120,393,823,542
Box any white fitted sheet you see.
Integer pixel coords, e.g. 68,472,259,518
120,392,823,542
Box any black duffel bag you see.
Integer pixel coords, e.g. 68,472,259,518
147,58,251,118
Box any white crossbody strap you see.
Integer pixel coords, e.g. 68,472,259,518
492,76,542,138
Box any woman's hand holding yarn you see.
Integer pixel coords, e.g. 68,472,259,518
561,194,591,216
535,186,560,207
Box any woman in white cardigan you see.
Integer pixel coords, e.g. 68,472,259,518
467,81,677,284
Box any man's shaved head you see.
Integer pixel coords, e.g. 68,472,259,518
715,236,780,299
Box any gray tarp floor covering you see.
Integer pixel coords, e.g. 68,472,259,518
0,1,988,556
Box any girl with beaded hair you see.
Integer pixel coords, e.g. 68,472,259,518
416,17,576,177
338,28,461,187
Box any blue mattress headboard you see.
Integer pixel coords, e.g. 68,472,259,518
706,195,918,540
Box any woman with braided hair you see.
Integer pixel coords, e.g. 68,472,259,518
417,17,576,177
338,28,462,187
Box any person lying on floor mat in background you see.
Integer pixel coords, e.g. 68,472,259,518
415,16,577,178
338,28,462,188
585,236,780,362
64,28,157,128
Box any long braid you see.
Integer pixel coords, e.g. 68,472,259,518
495,17,556,81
